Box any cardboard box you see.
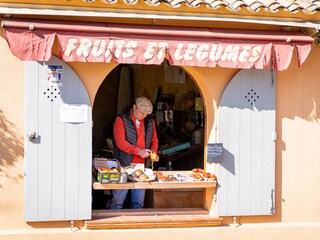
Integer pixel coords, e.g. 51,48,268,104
93,158,121,183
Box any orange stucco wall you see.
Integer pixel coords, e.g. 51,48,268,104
0,30,25,230
1,28,320,239
276,46,320,222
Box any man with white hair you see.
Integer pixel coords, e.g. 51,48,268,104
109,96,159,209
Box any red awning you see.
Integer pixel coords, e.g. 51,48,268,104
1,18,314,70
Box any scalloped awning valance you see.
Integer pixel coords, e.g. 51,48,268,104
1,18,314,70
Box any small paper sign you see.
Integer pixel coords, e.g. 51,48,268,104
60,104,88,123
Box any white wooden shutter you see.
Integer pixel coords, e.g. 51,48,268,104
217,69,275,216
24,57,92,221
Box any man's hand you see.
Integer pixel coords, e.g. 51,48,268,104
139,148,151,158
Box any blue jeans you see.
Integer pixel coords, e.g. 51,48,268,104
109,189,145,209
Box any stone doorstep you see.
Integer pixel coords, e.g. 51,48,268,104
85,214,223,229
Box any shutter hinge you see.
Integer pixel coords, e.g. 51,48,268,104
270,188,275,214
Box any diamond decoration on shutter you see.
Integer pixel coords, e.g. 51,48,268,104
244,89,259,106
43,86,61,102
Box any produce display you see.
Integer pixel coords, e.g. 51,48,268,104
124,167,216,183
93,157,216,184
155,169,216,182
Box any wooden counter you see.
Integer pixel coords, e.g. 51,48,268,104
93,180,216,190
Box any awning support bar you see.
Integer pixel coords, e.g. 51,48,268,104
0,6,320,31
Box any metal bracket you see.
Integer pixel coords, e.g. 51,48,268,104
233,216,238,227
70,220,74,231
28,132,39,142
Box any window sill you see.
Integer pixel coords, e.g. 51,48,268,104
86,209,223,229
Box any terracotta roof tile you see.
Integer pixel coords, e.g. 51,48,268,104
203,0,224,9
111,0,320,14
249,2,265,12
